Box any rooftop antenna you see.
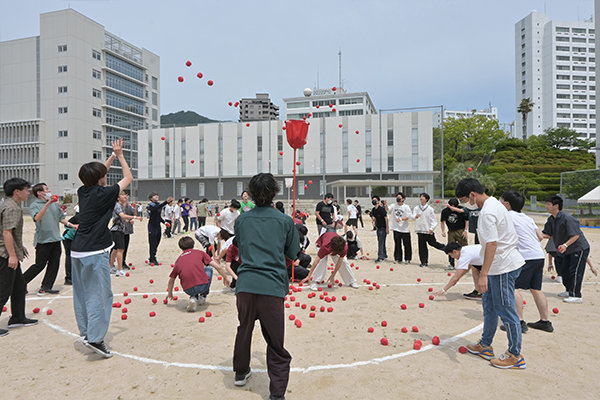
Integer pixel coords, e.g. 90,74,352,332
338,49,342,90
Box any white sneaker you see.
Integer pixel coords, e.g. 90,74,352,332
110,268,117,274
186,297,198,312
349,282,359,289
563,296,583,304
115,270,126,277
197,295,206,306
556,276,563,284
557,291,569,298
310,283,318,291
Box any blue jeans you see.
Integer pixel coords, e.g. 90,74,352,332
376,227,387,260
71,251,113,343
183,266,213,298
481,267,523,356
190,217,198,231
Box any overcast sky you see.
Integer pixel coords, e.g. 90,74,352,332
0,0,594,124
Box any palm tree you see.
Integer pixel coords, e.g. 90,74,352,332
517,98,534,142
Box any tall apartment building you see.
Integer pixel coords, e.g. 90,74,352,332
136,112,436,200
0,9,160,196
284,88,376,120
515,11,596,140
239,93,279,122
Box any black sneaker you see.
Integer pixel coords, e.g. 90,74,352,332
500,320,528,333
7,317,38,329
463,290,482,300
64,279,72,285
269,395,285,400
234,368,251,386
38,288,59,296
85,341,113,358
122,265,131,270
0,328,8,337
527,319,554,333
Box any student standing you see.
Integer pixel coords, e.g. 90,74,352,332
172,199,182,235
0,178,38,337
344,199,358,235
147,193,172,265
413,193,445,267
23,183,75,294
189,200,198,231
389,192,413,264
440,198,469,270
181,198,192,232
315,193,335,235
240,191,255,213
370,195,389,262
354,200,364,228
163,198,173,238
197,198,208,227
217,199,241,234
543,195,590,304
121,192,137,269
70,139,133,357
456,178,526,369
232,173,300,400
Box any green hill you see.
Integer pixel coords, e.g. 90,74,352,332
160,111,218,127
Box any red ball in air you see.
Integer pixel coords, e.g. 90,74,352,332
329,103,333,108
316,105,320,109
296,161,301,166
279,151,283,156
332,108,336,112
228,102,233,106
355,130,360,134
246,123,250,127
467,167,473,172
177,76,184,82
308,113,312,117
207,80,214,86
190,160,195,164
436,199,440,203
160,136,165,141
304,185,308,190
186,61,192,67
197,72,203,79
308,180,313,184
339,124,343,128
356,159,360,163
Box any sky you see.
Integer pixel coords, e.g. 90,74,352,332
0,0,595,124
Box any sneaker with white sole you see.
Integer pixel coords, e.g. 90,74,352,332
0,328,8,337
563,296,583,304
84,341,113,358
490,352,526,369
349,282,359,289
115,270,126,277
110,268,117,274
196,295,206,306
310,283,318,291
557,291,569,298
466,341,495,360
7,317,38,329
186,297,198,312
234,368,251,386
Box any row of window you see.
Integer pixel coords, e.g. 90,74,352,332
556,94,595,100
556,55,595,62
59,130,102,140
556,103,595,109
556,46,595,52
556,113,596,119
556,84,595,90
556,75,595,81
556,65,595,71
556,36,594,43
556,27,594,34
557,122,595,129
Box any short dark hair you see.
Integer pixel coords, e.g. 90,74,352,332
345,231,354,240
353,200,358,203
148,192,158,200
275,201,284,212
4,178,30,197
346,199,352,205
202,198,208,203
178,236,195,250
448,198,459,207
455,178,484,198
248,173,280,207
371,195,380,201
444,242,462,254
241,190,248,197
177,199,183,204
324,193,334,199
219,228,232,241
78,162,107,187
501,190,525,213
419,193,430,201
184,197,190,202
546,195,563,210
396,192,406,199
32,183,47,199
230,199,241,209
297,224,308,236
330,235,346,254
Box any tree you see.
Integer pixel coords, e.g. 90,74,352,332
446,163,496,196
562,170,600,199
543,127,594,150
517,98,534,142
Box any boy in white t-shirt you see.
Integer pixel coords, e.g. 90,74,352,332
217,199,241,234
500,190,553,333
163,199,173,238
456,178,526,370
344,199,358,235
435,243,483,296
389,192,413,264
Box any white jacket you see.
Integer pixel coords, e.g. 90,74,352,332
413,204,437,234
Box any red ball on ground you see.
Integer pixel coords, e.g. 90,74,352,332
123,292,128,297
152,298,157,304
553,307,559,314
285,303,290,308
177,76,184,82
368,327,374,333
320,306,325,312
412,326,419,332
381,321,387,327
124,298,131,304
289,314,296,321
207,80,214,86
417,278,421,282
551,275,556,280
428,288,433,292
309,312,315,318
380,337,389,346
149,279,154,284
429,295,434,300
2,306,6,312
122,308,127,313
448,272,452,276
342,296,347,301
125,272,130,277
121,314,128,320
133,287,138,291
414,341,422,350
432,336,440,345
149,311,156,317
198,317,205,323
142,294,148,298
401,304,407,310
301,304,307,309
310,305,316,311
327,307,333,312
419,303,425,308
401,327,408,333
295,320,302,328
128,263,132,266
459,346,468,354
163,299,168,304
46,309,53,315
205,311,212,317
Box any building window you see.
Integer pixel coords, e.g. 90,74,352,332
58,65,67,73
411,128,419,171
92,89,102,99
237,182,243,196
58,86,67,93
93,108,102,118
92,69,102,79
556,27,569,33
152,76,158,90
58,173,68,181
58,107,68,114
287,101,310,109
298,180,305,196
152,109,158,121
556,74,570,80
180,183,187,197
198,182,205,197
92,50,101,60
556,56,570,61
58,152,68,159
58,130,68,137
556,84,570,90
58,44,67,52
152,92,158,106
93,130,102,140
556,46,570,51
92,151,102,160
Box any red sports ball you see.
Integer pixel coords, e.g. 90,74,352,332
401,327,408,333
163,299,168,304
149,311,156,317
327,307,333,312
246,123,250,127
417,278,421,282
123,292,128,297
289,314,296,321
152,298,157,304
295,320,302,328
279,151,283,156
553,307,559,314
428,288,433,292
329,103,333,108
207,80,214,86
316,105,320,108
198,317,205,323
309,312,315,318
381,321,387,327
122,308,127,313
429,295,434,300
177,76,184,82
190,160,195,164
356,159,360,163
459,346,468,354
46,309,53,316
133,287,138,291
205,311,212,317
308,113,312,117
332,108,336,112
368,327,374,333
296,161,301,166
142,294,148,298
121,314,128,320
308,180,313,184
149,279,154,284
304,185,308,190
186,60,192,67
124,298,131,305
197,72,203,79
435,199,440,203
413,341,422,350
228,102,233,106
355,130,359,134
332,86,337,91
339,124,343,128
419,303,425,308
467,167,473,172
432,336,440,345
412,326,419,332
342,296,347,301
380,337,389,346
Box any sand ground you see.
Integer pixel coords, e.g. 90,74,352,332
2,212,599,400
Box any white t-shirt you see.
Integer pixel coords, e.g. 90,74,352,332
223,236,235,251
477,197,525,275
389,203,412,233
347,204,357,219
163,204,173,219
196,225,221,245
509,210,544,261
457,245,484,270
218,208,239,234
173,205,181,219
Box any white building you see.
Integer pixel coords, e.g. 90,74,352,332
433,106,498,127
283,88,377,120
136,112,437,200
0,9,160,196
515,11,596,140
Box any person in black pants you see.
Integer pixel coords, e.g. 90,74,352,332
0,178,38,337
370,196,389,262
61,213,79,285
146,193,173,265
354,200,364,228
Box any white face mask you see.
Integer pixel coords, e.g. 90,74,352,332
44,192,53,201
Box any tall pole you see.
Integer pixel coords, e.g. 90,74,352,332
171,126,176,198
440,105,445,198
268,114,272,174
378,111,383,180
